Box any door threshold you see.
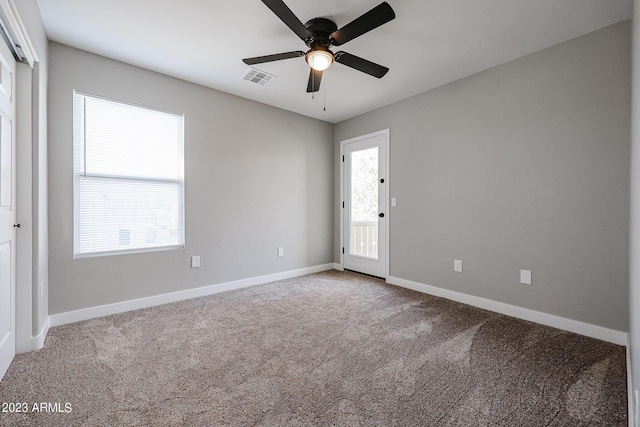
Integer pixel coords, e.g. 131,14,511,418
344,269,385,281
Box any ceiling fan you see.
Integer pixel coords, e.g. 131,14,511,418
243,0,396,93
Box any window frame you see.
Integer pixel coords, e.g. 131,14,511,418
72,91,185,258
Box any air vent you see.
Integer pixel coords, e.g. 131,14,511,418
242,68,276,86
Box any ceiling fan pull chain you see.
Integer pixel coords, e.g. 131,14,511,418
323,78,327,111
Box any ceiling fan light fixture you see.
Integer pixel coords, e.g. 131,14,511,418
243,1,396,93
306,49,334,71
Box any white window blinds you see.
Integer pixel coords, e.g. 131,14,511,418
73,92,185,257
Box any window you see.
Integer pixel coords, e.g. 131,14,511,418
73,92,184,257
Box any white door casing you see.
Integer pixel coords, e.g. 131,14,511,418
341,129,389,278
0,33,16,381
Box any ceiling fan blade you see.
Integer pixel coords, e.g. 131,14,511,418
261,0,313,41
243,51,305,65
330,2,395,46
335,51,389,78
306,68,323,92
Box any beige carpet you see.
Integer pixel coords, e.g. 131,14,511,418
0,270,627,426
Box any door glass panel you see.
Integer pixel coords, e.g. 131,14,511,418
350,147,378,259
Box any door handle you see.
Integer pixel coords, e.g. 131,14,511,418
378,213,384,218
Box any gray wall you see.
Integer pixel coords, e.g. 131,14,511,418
629,0,639,421
335,21,631,332
48,43,334,314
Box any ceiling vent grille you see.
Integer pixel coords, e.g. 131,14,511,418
242,68,276,86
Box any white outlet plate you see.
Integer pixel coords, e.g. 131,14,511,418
191,256,201,268
391,198,397,207
278,247,284,257
520,269,532,285
454,259,463,273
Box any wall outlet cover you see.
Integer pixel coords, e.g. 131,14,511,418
191,256,201,268
520,269,532,285
454,259,463,273
278,247,284,257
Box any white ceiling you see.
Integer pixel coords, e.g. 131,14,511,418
35,0,631,124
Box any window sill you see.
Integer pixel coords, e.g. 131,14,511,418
73,244,185,259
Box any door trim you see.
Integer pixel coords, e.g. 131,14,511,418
0,0,37,66
0,1,42,364
339,129,389,279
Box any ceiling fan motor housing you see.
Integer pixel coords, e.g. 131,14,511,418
304,18,338,49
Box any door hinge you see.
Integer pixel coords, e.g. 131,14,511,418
342,201,344,208
342,247,344,254
342,155,344,162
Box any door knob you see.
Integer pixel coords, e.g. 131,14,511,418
378,213,384,218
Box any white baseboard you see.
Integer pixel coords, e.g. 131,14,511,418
31,317,49,351
628,338,634,427
387,275,627,346
15,316,50,355
50,263,335,327
635,386,639,427
333,262,343,271
47,267,628,345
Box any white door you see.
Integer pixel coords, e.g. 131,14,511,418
0,36,16,381
342,130,388,278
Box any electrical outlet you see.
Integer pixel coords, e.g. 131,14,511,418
520,269,532,285
278,247,284,257
454,259,463,273
191,256,201,268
